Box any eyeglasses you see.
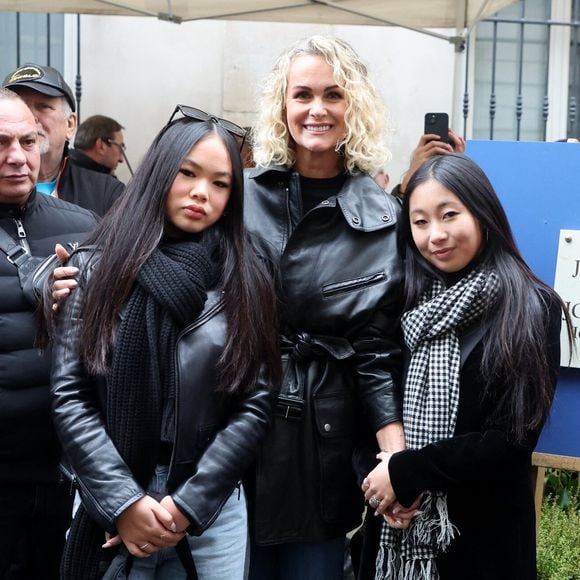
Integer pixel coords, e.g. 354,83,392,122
104,138,134,177
166,104,247,150
105,138,126,151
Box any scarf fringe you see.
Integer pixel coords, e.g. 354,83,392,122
375,545,440,580
409,493,456,550
377,494,456,580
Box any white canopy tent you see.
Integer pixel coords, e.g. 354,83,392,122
1,0,516,29
0,0,517,124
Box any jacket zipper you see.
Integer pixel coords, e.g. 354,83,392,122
14,218,31,254
59,463,114,524
283,181,292,247
322,272,386,297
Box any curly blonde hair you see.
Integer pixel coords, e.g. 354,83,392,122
252,35,391,175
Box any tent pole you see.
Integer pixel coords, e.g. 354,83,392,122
75,14,82,121
451,0,467,129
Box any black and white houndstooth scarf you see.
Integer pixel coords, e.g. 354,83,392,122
375,266,500,580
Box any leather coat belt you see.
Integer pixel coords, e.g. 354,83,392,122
281,332,355,362
276,333,355,420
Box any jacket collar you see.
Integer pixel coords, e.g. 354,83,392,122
0,188,39,219
247,164,288,179
69,149,112,175
248,164,398,232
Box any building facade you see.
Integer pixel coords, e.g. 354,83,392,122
1,0,576,185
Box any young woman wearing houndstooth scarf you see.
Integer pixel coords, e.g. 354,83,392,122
362,153,572,579
48,111,280,580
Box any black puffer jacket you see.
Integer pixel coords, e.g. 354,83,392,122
0,191,97,485
57,156,124,217
243,166,404,545
50,249,274,535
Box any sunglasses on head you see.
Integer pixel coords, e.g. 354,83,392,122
165,104,247,150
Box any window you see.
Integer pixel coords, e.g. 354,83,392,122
0,12,65,80
472,0,550,140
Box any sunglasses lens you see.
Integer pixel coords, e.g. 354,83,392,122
179,105,209,123
220,120,246,139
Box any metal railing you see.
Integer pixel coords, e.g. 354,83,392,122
0,12,78,115
466,0,580,141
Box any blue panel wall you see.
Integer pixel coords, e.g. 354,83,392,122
467,140,580,457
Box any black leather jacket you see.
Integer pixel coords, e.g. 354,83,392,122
50,249,274,535
243,166,404,544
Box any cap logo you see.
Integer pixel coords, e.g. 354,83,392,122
8,66,44,83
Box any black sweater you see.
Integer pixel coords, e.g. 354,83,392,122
389,292,562,579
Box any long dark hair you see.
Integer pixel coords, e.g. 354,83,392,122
78,117,280,393
401,153,572,442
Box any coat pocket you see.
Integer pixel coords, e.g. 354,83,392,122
322,272,386,298
313,393,360,524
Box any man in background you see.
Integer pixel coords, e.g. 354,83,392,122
71,114,126,177
2,63,123,216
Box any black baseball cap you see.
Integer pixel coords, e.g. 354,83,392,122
3,63,76,112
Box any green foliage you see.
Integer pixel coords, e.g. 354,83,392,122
544,468,580,509
537,496,580,580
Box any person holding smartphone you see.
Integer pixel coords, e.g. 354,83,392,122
392,115,465,198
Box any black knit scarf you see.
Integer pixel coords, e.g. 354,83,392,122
62,239,216,580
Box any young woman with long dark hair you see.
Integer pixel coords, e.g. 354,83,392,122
362,153,572,579
49,108,280,580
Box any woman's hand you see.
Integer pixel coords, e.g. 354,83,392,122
160,495,191,534
106,496,185,557
384,496,423,529
52,244,78,311
361,451,396,516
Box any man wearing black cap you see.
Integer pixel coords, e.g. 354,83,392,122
3,63,123,217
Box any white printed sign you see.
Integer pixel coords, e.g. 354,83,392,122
554,230,580,368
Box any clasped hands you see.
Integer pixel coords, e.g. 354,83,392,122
102,495,189,558
361,452,421,529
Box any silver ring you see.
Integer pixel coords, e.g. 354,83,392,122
369,496,380,509
139,543,150,550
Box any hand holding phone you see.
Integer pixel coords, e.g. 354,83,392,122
424,112,449,144
400,115,463,194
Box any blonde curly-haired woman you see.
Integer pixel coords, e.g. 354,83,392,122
244,35,405,580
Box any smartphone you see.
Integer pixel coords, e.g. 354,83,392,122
424,112,449,144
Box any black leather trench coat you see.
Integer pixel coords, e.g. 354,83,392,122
243,166,404,545
50,249,274,536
